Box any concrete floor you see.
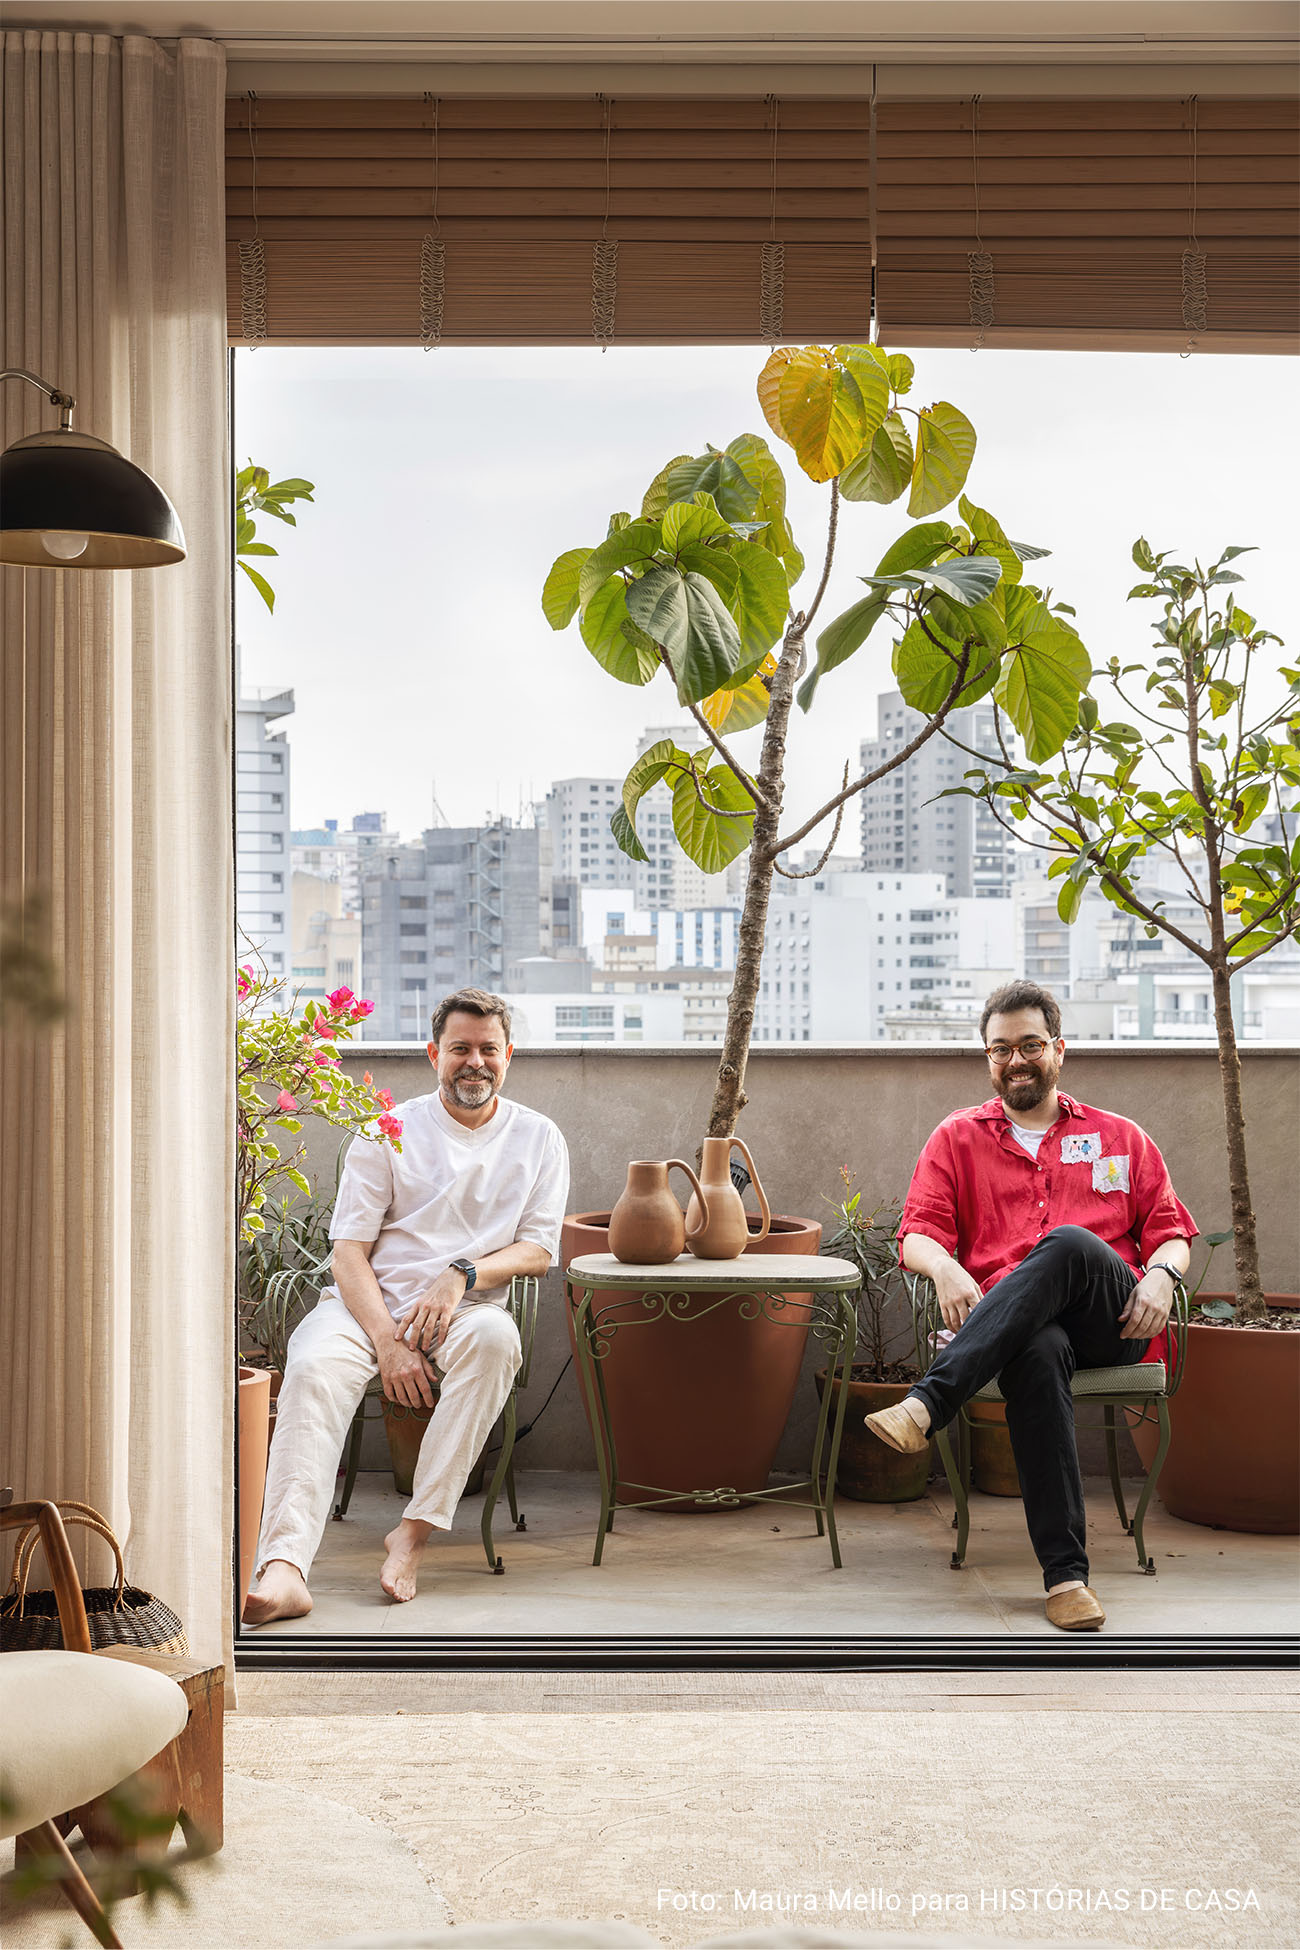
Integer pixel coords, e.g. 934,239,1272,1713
241,1469,1300,1638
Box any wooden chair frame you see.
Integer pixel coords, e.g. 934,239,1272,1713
904,1271,1190,1575
331,1276,540,1573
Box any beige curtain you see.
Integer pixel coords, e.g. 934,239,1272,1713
1,31,233,1670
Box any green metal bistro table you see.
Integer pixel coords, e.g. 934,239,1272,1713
565,1252,861,1568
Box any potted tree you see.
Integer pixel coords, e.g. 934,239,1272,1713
545,342,1090,1496
953,541,1299,1532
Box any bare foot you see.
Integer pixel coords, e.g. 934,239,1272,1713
242,1560,312,1625
380,1521,431,1603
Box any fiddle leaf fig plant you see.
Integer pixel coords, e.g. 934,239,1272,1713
544,342,1089,1137
946,543,1299,1324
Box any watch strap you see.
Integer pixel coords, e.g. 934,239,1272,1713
1149,1261,1181,1286
450,1256,477,1290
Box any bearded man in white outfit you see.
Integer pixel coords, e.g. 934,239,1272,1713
244,988,569,1620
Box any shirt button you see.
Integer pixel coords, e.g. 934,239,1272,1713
1038,1200,1044,1207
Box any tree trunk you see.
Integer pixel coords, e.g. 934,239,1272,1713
1209,956,1268,1324
705,626,802,1139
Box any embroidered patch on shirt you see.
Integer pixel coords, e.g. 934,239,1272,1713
1092,1154,1131,1194
1061,1132,1102,1164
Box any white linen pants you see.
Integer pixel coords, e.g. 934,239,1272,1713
255,1292,522,1582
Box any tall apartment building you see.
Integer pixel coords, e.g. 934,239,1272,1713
235,669,293,981
358,819,552,1040
858,689,1018,898
541,776,634,890
290,812,392,918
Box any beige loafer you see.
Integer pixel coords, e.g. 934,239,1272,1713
863,1401,930,1456
1045,1585,1106,1631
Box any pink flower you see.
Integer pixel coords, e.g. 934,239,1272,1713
377,1113,403,1140
375,1087,395,1112
276,1090,298,1112
236,966,254,997
326,985,355,1012
363,1071,373,1085
315,1020,337,1039
351,998,375,1020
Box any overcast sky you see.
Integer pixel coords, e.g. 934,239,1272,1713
234,344,1298,847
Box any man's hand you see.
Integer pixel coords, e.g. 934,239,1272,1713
376,1337,437,1409
934,1259,985,1332
397,1267,469,1364
1119,1269,1174,1342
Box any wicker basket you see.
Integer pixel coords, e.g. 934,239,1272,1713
0,1498,188,1656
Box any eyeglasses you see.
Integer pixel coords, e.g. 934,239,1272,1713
985,1038,1053,1063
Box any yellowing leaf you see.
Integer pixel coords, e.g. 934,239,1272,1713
757,346,798,444
701,656,776,733
778,348,869,484
908,402,977,517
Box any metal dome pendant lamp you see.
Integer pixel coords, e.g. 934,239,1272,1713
0,366,186,569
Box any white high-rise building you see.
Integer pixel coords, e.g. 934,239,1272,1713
235,661,293,981
540,776,633,889
753,871,1014,1042
859,689,1020,898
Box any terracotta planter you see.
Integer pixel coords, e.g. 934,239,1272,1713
814,1372,932,1501
1128,1296,1300,1534
968,1398,1022,1498
236,1366,272,1617
380,1393,486,1499
562,1210,821,1507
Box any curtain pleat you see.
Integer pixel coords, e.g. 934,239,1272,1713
1,29,233,1671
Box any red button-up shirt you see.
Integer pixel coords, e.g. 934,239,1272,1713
900,1092,1197,1365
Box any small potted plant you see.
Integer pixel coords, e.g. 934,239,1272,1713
812,1175,932,1501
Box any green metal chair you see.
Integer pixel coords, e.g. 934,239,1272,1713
332,1276,540,1574
905,1269,1190,1575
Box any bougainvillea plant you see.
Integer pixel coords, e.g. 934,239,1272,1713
236,964,402,1245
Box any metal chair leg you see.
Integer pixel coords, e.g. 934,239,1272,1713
936,1422,969,1568
333,1402,365,1519
1103,1404,1131,1532
1130,1397,1172,1575
481,1397,519,1574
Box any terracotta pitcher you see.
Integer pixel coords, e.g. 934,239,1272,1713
608,1159,709,1264
685,1136,771,1260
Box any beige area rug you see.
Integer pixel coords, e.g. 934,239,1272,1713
222,1708,1299,1950
0,1772,449,1948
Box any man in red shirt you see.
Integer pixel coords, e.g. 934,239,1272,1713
866,981,1196,1631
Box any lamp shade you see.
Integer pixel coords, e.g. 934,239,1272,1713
0,427,186,568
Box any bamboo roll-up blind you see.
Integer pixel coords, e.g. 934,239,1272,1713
875,97,1298,350
225,94,1298,350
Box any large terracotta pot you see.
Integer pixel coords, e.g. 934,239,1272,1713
813,1373,932,1502
968,1398,1022,1498
380,1392,487,1499
1129,1296,1300,1534
562,1210,820,1508
236,1366,272,1616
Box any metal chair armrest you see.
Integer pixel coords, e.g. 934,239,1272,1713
508,1275,540,1390
1164,1273,1191,1397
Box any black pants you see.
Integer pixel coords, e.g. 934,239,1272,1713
910,1226,1149,1589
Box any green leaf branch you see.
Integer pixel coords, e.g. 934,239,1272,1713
235,463,316,613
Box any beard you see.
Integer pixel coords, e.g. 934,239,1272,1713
998,1062,1058,1113
443,1069,497,1109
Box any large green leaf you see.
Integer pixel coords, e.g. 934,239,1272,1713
641,453,694,520
625,566,742,703
908,403,977,517
542,546,593,629
671,757,757,873
927,588,1008,653
958,495,1028,587
724,433,803,581
777,348,869,483
662,495,736,553
872,521,955,579
678,543,739,606
579,578,661,686
893,616,998,716
726,538,790,662
838,412,913,504
798,593,890,711
618,740,687,859
833,345,891,443
578,520,663,606
995,587,1091,760
661,450,760,524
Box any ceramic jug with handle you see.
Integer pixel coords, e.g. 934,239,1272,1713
608,1159,710,1265
685,1136,771,1259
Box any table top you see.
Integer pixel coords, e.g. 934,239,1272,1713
566,1252,862,1288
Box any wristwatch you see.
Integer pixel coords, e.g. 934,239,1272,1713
449,1256,477,1291
1149,1262,1182,1288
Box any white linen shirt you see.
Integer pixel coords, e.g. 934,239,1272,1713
326,1090,569,1322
